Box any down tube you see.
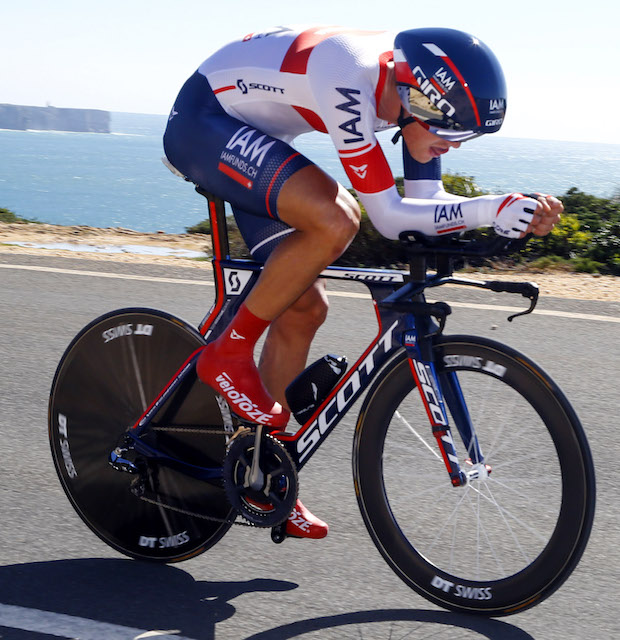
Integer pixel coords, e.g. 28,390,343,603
279,298,404,470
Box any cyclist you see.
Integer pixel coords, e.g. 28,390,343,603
163,25,563,539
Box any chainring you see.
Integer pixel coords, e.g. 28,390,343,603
223,432,298,527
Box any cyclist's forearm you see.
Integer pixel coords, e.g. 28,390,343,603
403,178,466,202
358,186,500,240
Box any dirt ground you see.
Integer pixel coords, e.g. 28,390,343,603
1,221,619,302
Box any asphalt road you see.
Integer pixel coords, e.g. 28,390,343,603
1,253,619,640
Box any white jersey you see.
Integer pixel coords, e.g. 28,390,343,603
198,26,530,239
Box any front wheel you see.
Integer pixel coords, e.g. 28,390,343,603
49,308,235,562
353,335,595,616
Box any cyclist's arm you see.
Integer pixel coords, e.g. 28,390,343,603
358,186,513,239
404,178,465,202
337,139,536,240
361,148,492,238
349,138,537,240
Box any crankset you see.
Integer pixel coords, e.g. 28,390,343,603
223,428,298,527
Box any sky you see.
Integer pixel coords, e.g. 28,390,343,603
2,0,619,144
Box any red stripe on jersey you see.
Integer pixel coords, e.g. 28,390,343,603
339,143,373,156
281,27,338,74
375,51,394,110
438,225,467,234
292,106,328,133
214,85,236,94
218,162,253,189
341,144,394,194
281,27,384,74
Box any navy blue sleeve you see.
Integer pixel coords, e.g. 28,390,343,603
402,142,441,180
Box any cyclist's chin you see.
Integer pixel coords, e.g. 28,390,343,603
429,146,451,159
410,146,448,164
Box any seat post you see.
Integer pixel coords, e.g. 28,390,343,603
195,187,230,260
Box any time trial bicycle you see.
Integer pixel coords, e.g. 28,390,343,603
49,187,595,616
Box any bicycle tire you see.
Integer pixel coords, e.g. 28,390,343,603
49,308,234,562
353,335,595,616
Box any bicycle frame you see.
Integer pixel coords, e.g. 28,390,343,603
121,188,529,487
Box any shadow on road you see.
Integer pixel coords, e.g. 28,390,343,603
0,558,534,639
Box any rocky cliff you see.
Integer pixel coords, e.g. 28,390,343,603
0,104,110,133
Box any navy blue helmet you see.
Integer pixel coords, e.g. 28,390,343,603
394,28,507,141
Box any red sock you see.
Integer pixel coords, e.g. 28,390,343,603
211,303,270,359
196,304,289,428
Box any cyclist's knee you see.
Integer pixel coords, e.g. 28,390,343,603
278,167,360,255
296,282,329,328
311,187,361,259
278,282,329,335
334,184,361,236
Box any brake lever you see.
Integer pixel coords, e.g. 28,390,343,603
507,291,538,321
488,281,539,322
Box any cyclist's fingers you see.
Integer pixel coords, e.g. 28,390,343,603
527,209,561,236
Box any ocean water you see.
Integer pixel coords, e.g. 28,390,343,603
1,112,619,234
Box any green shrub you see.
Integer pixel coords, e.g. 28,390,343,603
527,255,573,271
0,207,39,223
572,258,604,274
186,213,249,258
186,219,211,235
0,207,18,223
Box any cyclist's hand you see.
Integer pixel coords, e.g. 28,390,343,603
492,194,538,238
526,194,563,237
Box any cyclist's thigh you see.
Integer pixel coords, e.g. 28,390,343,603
163,71,314,223
232,207,293,262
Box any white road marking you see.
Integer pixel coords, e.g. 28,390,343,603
1,262,618,324
0,262,208,286
0,603,193,639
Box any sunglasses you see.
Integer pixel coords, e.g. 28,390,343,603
414,118,484,143
397,85,483,142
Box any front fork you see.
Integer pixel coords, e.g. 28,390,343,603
404,324,488,487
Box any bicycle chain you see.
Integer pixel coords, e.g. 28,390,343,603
151,426,230,435
136,424,254,526
137,492,254,527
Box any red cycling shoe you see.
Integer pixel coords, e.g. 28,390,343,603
197,343,290,428
285,499,329,539
196,303,290,428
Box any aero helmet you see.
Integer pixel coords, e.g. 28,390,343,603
393,28,507,141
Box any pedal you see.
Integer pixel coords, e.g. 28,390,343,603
270,521,288,544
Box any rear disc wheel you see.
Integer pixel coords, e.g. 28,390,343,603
49,308,235,562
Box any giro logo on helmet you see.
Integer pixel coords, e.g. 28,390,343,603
411,65,456,118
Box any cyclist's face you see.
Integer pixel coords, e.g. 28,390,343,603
402,122,462,164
